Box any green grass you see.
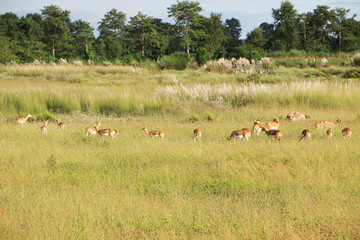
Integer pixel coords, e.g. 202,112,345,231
0,117,359,239
1,65,360,238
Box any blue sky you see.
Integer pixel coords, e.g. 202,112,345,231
1,0,359,38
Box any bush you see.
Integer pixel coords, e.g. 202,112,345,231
203,111,215,121
352,52,360,66
343,69,360,78
187,113,201,122
235,44,262,61
158,52,189,70
37,112,55,121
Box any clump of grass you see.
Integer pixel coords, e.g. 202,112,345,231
187,113,201,122
37,112,55,121
203,111,215,121
343,69,360,78
204,57,276,75
352,52,360,66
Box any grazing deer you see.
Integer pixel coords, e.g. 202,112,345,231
143,127,165,140
326,128,333,139
17,113,32,125
299,129,311,141
41,120,48,133
342,127,352,139
56,119,65,129
98,128,118,139
253,119,262,136
315,118,341,129
262,127,282,141
86,121,101,137
193,128,201,141
227,128,251,141
265,118,279,130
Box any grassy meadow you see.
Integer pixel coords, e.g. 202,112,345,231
1,64,360,239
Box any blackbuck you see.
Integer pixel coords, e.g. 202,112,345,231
315,118,341,129
143,127,165,140
253,119,262,136
17,113,32,125
326,128,333,139
227,128,251,141
56,119,65,129
262,127,282,141
86,121,101,137
299,129,311,141
98,128,118,139
41,120,48,133
342,127,352,139
193,128,201,141
265,118,279,130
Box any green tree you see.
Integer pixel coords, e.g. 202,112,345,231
310,5,332,50
167,0,203,59
246,28,266,49
41,5,71,59
0,12,21,62
128,12,158,58
224,18,241,41
203,13,225,60
18,13,46,61
97,9,126,61
272,0,299,50
70,20,95,59
330,8,353,52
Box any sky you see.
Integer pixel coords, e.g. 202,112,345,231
1,0,359,38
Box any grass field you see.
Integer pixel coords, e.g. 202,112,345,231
1,64,360,239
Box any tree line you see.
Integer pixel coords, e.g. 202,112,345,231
0,0,359,65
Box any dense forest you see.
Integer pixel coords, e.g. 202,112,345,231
1,0,359,65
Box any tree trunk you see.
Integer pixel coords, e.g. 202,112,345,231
52,39,55,58
187,45,190,59
141,34,145,58
85,38,88,53
339,25,342,53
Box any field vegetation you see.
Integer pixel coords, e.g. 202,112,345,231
1,63,360,239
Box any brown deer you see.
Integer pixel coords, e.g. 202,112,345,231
299,129,311,141
262,127,282,141
227,128,251,141
143,127,165,140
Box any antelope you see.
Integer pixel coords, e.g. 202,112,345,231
143,127,165,140
299,129,311,141
227,128,251,141
326,128,333,139
193,128,201,141
342,127,352,139
41,120,48,133
262,127,282,141
98,128,118,139
56,119,65,129
86,121,101,137
253,119,262,136
315,118,342,129
17,113,32,125
265,118,279,130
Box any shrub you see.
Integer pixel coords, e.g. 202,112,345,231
343,69,360,78
352,52,360,66
203,111,215,121
37,112,55,121
158,52,189,70
187,113,201,122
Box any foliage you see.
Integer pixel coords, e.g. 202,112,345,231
352,52,360,66
158,52,189,70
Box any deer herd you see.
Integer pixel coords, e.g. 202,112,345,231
17,113,352,141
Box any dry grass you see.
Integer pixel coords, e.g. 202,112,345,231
1,65,360,239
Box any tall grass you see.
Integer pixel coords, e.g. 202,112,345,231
0,117,359,238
